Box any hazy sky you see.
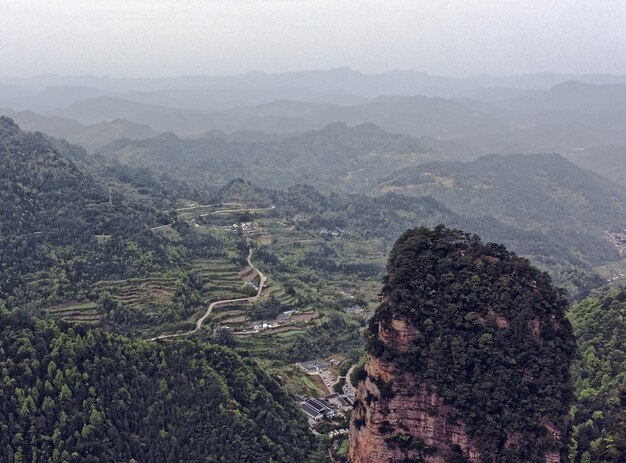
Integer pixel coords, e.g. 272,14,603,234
2,0,625,77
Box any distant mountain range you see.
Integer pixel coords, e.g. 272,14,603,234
2,69,626,180
567,145,626,188
99,121,439,193
4,67,626,96
0,108,156,151
377,152,626,235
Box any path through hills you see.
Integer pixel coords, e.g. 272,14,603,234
148,247,266,341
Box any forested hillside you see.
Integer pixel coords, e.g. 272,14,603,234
377,153,626,293
99,122,439,193
568,287,626,462
0,307,317,463
351,226,576,462
0,117,177,308
569,146,626,188
377,153,626,233
213,180,605,298
0,108,156,152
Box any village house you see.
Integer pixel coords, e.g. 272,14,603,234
300,402,324,421
276,310,294,324
298,360,326,374
252,321,274,331
299,397,336,420
344,305,364,315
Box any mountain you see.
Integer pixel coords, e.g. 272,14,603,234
0,120,280,460
120,83,366,110
0,116,174,307
377,153,626,236
54,96,319,135
0,85,115,112
224,94,512,142
0,108,156,151
568,145,626,188
101,122,440,192
213,178,606,299
6,74,625,159
9,69,626,99
504,81,626,114
350,226,575,462
0,82,29,99
0,302,316,463
568,286,626,463
375,153,626,295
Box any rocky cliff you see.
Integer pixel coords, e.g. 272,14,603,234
349,226,575,463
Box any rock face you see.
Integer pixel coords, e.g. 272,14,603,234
349,226,575,463
349,318,481,463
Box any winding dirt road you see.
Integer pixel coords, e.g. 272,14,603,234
148,248,266,341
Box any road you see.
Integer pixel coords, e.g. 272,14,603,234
148,247,266,341
150,205,274,229
197,205,274,217
342,363,358,399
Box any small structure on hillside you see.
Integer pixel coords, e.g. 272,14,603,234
299,397,336,420
252,320,274,331
300,402,324,421
277,310,294,324
298,360,326,374
344,305,364,315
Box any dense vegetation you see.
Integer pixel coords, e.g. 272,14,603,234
0,306,316,463
0,118,245,335
2,116,625,462
213,179,606,298
377,153,626,291
378,153,626,234
367,226,576,462
0,117,176,307
99,122,438,193
568,287,626,462
286,313,362,363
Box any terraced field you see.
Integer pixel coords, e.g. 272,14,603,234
45,302,99,324
192,258,252,301
261,277,299,307
95,274,178,316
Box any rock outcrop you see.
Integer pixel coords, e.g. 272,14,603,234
349,226,575,463
350,320,482,462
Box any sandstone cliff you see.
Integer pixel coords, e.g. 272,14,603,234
349,226,574,463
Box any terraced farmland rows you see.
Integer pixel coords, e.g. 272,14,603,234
45,302,99,324
192,258,252,301
95,274,178,315
150,248,266,340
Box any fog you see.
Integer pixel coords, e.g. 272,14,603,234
2,0,626,78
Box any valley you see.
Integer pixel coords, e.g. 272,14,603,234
2,67,626,462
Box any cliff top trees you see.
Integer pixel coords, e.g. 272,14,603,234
367,225,576,462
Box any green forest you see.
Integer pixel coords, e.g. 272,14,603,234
0,306,317,463
366,226,577,462
568,288,626,462
1,116,625,463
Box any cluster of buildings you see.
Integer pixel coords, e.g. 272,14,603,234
225,221,259,233
295,394,352,421
250,310,296,333
328,428,349,438
252,321,275,331
294,359,358,426
298,360,337,390
319,228,343,238
298,360,327,374
277,309,295,324
344,305,364,316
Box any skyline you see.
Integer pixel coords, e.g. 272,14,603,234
2,0,625,78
